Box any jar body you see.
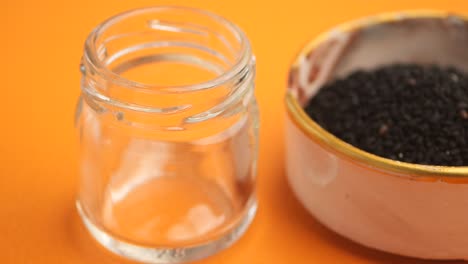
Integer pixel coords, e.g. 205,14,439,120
75,7,258,263
76,97,258,250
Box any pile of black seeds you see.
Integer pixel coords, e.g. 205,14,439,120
305,64,468,166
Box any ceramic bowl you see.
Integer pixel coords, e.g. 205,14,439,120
285,10,468,260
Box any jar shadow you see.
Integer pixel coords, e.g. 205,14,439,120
276,170,468,264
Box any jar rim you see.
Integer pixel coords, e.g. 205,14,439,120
83,6,252,93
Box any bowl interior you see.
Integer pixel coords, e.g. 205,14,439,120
289,12,468,106
286,11,468,179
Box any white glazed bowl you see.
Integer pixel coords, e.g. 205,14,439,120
285,11,468,260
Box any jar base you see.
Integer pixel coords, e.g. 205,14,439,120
76,198,257,263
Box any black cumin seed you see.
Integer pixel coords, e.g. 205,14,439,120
304,64,468,166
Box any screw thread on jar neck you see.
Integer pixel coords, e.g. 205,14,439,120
80,6,255,131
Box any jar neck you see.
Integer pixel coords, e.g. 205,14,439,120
80,7,254,131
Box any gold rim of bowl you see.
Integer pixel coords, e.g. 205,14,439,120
286,10,468,181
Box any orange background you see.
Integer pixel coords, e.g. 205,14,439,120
3,0,468,263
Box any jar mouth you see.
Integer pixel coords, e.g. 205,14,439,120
83,6,252,93
287,10,468,179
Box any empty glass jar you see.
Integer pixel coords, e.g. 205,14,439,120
75,6,258,263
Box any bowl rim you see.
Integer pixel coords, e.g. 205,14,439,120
286,10,468,179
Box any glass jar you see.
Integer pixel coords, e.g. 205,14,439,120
75,6,258,263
